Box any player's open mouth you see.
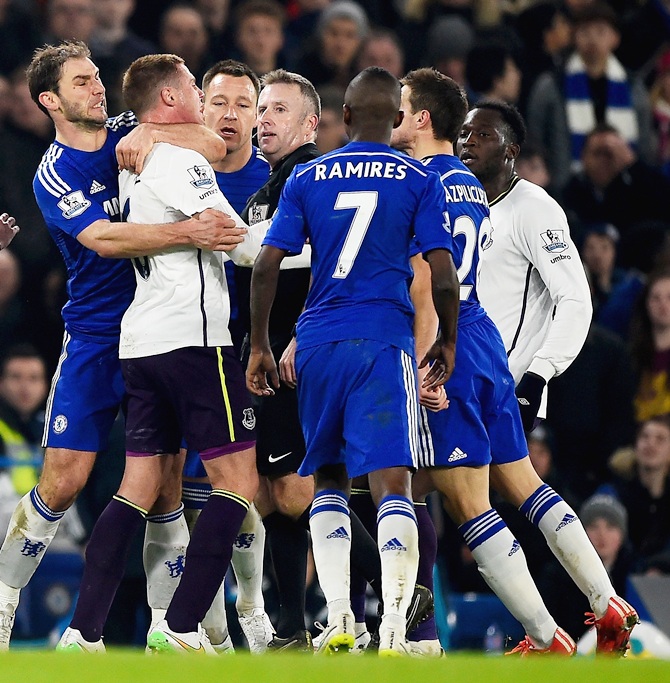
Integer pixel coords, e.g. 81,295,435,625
220,127,237,136
460,153,476,164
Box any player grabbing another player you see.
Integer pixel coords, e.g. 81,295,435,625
247,67,459,656
0,41,242,652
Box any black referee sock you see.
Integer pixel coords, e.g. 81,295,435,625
264,511,308,637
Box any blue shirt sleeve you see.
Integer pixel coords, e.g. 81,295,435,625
412,171,454,256
33,158,111,240
262,171,307,255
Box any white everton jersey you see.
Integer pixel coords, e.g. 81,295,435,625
478,177,592,385
118,143,244,359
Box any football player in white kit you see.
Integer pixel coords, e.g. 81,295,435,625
458,100,638,656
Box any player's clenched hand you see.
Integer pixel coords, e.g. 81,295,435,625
190,209,246,251
0,213,19,249
279,337,297,388
246,347,279,396
419,339,456,390
418,365,449,411
116,124,154,174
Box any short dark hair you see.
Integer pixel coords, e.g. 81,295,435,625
234,0,285,29
573,2,619,32
472,99,527,146
123,53,184,118
202,59,261,100
584,122,620,146
466,43,515,95
0,344,44,377
26,40,91,116
262,69,321,118
401,68,468,142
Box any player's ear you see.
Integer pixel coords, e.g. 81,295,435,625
416,109,430,130
343,104,352,127
392,109,404,129
506,142,520,161
38,90,59,112
161,86,175,106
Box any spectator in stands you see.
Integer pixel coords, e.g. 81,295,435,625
0,0,42,77
89,0,156,116
0,344,48,504
515,140,551,190
0,67,57,298
514,2,572,113
650,49,670,177
315,85,347,154
562,124,670,270
603,416,670,566
233,0,286,78
630,268,670,424
580,222,644,339
158,3,211,84
44,0,96,44
538,493,635,640
296,1,368,90
527,2,654,195
0,251,25,363
356,27,404,78
420,16,474,86
547,322,636,503
195,0,234,62
465,42,522,104
283,0,330,70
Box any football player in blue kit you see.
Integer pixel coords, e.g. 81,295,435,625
392,68,578,656
0,41,243,651
246,67,460,656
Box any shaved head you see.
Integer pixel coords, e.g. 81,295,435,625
344,66,400,122
342,67,401,142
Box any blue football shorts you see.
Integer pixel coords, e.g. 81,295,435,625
416,315,528,468
296,339,418,479
42,331,125,452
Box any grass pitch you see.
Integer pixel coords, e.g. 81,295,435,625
1,651,669,683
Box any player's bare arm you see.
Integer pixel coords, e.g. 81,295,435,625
410,253,448,411
246,244,286,396
77,208,245,258
420,248,459,388
0,213,19,249
116,122,227,174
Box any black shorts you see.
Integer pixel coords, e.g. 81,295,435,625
122,346,256,455
255,382,306,477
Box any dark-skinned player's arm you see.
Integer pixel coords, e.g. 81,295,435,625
246,244,287,396
418,247,459,389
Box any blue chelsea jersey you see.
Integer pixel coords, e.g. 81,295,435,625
420,155,490,325
263,141,454,357
33,114,137,343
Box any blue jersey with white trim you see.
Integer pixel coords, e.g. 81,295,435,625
263,141,454,357
33,113,137,342
420,154,489,325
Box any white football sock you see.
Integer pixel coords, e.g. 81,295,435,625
461,509,557,648
231,504,266,614
377,496,419,634
309,490,351,615
143,505,190,612
525,487,615,618
0,488,64,590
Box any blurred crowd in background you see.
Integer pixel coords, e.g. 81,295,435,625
0,0,669,645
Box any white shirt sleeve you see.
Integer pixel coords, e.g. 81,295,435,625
142,145,310,268
513,192,592,382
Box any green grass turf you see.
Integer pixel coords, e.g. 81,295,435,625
1,651,669,683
